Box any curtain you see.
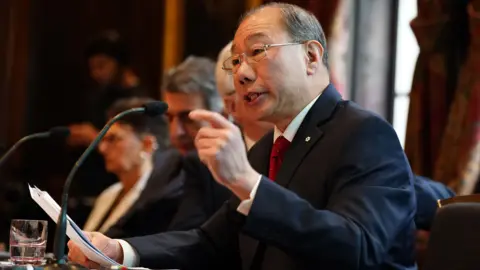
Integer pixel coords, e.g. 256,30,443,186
434,2,480,194
405,0,479,193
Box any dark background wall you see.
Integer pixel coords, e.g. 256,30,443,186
26,0,165,131
183,0,245,60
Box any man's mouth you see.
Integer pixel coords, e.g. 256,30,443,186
244,92,266,103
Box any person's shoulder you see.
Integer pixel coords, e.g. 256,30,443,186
155,148,183,164
340,100,386,122
151,148,184,178
334,100,393,132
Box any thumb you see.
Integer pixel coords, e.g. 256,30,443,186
83,231,95,242
89,232,111,253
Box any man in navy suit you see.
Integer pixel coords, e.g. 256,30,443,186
68,3,418,269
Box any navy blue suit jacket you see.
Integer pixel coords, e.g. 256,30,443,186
414,175,454,230
125,85,417,270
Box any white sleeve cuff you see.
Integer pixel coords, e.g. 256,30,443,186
117,239,140,267
236,175,262,215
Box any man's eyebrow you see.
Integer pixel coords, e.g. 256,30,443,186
246,32,269,41
231,32,270,53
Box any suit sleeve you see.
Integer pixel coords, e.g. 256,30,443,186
124,199,242,269
241,116,417,269
414,175,455,230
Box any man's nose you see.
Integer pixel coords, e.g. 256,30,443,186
236,62,255,85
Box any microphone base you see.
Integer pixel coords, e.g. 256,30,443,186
42,262,88,270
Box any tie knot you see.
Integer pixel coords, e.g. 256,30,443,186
272,136,290,158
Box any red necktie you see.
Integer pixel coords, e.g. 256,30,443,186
268,136,291,181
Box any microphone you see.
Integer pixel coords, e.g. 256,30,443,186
47,101,168,269
0,127,70,168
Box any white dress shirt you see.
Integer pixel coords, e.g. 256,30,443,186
119,94,321,267
84,168,152,233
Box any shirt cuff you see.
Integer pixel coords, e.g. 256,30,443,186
117,239,140,267
236,175,262,215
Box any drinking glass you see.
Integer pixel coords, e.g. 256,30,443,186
9,219,48,265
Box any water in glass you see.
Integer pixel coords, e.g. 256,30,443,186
9,219,48,265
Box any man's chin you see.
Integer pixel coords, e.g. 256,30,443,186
256,120,274,129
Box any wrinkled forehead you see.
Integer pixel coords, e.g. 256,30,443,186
232,7,287,53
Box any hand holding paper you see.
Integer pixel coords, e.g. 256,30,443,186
28,184,120,267
67,231,123,269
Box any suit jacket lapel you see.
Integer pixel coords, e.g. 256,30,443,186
248,131,273,176
276,84,343,188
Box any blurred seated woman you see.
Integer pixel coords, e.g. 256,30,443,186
83,97,184,238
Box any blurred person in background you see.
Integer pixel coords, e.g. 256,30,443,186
83,97,184,238
65,30,148,227
162,56,224,155
161,56,232,230
69,29,146,147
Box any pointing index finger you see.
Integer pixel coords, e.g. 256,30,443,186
189,109,232,129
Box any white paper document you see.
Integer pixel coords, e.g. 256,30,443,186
28,184,120,267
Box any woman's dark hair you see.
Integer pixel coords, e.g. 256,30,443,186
106,97,170,150
85,30,130,65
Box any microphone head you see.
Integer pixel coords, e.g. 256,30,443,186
49,126,71,139
143,101,168,117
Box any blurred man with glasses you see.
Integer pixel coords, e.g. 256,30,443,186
161,56,224,155
160,56,232,231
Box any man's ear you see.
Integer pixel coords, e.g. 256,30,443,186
304,40,324,76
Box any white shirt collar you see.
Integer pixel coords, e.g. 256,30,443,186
273,94,321,142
